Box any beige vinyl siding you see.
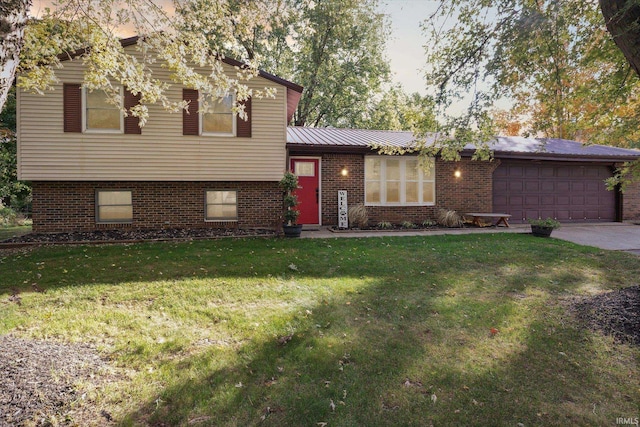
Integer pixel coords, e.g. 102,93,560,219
18,50,287,181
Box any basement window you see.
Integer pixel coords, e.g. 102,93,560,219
96,190,133,223
205,190,238,221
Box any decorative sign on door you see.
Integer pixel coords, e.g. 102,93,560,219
338,190,348,229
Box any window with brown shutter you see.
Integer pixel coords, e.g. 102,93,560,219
63,83,82,133
183,89,199,135
237,97,252,138
124,89,141,134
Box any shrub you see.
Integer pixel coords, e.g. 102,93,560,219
436,209,464,228
376,221,393,229
401,221,417,229
279,171,300,226
528,218,560,229
0,206,18,226
348,204,369,228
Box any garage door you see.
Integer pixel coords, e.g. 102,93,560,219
493,162,616,223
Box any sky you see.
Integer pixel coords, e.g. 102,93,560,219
32,0,438,94
376,0,441,95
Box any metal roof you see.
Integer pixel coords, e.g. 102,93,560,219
287,126,425,148
286,127,640,160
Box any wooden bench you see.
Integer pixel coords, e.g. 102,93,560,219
466,213,512,228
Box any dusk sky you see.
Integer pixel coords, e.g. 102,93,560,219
30,0,438,96
378,0,440,95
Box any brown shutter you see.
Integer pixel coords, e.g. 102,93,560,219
236,97,252,138
124,89,141,134
183,89,199,135
63,83,82,133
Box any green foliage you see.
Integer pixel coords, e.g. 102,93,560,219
528,217,561,229
352,85,439,132
278,171,298,193
422,219,437,227
0,87,31,213
279,171,300,225
426,0,640,154
401,221,417,229
376,221,393,229
0,207,17,226
17,1,281,124
251,0,391,127
0,236,638,425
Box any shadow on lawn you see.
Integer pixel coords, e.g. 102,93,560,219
114,237,638,426
0,235,637,424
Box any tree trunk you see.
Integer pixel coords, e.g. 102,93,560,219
600,0,640,78
0,0,30,113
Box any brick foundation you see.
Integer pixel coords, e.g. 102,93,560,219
31,181,281,233
318,154,498,226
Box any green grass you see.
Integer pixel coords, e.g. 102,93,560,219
1,234,639,426
0,224,31,240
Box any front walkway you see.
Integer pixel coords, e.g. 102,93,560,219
302,222,640,254
301,224,529,239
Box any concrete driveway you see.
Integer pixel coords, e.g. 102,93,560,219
552,222,640,253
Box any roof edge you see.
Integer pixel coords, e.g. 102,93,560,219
58,35,303,93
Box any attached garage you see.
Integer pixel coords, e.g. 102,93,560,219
286,130,640,226
493,161,617,223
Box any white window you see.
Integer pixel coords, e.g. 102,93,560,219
365,156,435,206
205,190,238,221
96,190,133,223
201,94,235,135
84,87,123,132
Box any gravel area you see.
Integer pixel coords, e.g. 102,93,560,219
0,335,113,426
570,285,640,346
1,227,276,244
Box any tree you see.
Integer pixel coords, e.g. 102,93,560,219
2,1,289,122
0,0,29,112
0,86,30,212
351,85,438,132
599,0,640,187
425,0,640,149
258,0,392,128
600,0,640,78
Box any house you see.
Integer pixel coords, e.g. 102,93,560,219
286,127,640,226
17,38,640,233
18,37,303,233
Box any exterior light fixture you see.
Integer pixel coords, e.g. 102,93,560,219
341,167,349,177
454,169,462,178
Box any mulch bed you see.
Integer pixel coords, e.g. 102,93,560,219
1,227,276,245
570,285,640,346
0,335,114,426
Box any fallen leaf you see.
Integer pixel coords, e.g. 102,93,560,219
330,399,336,412
277,334,293,345
431,393,437,404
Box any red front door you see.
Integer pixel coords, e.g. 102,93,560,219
290,158,320,225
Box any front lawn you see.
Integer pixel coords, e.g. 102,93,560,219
0,234,638,426
0,224,31,241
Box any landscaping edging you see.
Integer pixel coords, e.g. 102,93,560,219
328,226,465,233
0,228,277,248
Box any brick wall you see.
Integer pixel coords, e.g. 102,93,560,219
436,158,501,214
623,181,640,221
319,154,498,226
32,181,281,232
